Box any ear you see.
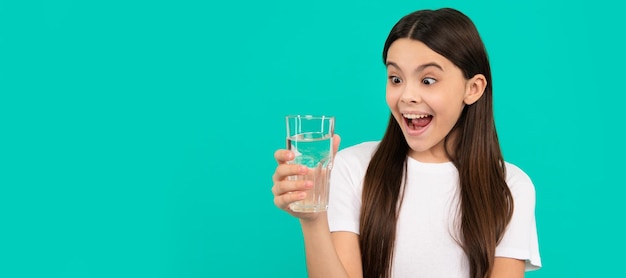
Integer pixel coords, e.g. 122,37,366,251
464,74,487,105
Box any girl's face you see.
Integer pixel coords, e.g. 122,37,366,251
385,38,484,163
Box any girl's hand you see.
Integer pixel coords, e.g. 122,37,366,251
271,135,341,221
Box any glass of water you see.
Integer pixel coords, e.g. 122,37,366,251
285,115,335,213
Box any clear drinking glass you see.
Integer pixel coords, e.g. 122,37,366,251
285,115,335,213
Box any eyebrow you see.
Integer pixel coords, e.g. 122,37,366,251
386,61,444,73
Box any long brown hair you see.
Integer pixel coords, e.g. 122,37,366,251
359,8,514,278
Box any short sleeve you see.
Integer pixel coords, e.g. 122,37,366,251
495,163,542,271
327,143,376,234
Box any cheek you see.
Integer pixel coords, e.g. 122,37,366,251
433,98,465,125
385,94,394,108
385,92,394,108
385,86,399,107
434,87,467,114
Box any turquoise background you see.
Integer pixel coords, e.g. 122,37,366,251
1,0,624,277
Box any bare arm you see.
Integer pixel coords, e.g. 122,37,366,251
300,215,362,278
331,231,362,277
490,257,525,278
273,135,361,277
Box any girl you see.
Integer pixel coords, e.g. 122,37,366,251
271,8,541,278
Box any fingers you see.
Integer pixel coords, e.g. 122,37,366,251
274,149,294,165
274,193,299,210
271,160,311,211
271,135,339,216
273,191,307,211
272,163,308,183
272,173,312,211
332,134,341,155
272,177,312,194
272,180,312,209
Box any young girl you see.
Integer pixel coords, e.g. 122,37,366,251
271,8,541,278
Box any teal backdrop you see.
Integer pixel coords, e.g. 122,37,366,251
1,0,624,277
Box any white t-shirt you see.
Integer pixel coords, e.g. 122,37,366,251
327,141,541,277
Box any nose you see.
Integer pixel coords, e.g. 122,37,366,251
400,83,422,104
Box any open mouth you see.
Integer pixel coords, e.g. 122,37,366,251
403,113,433,130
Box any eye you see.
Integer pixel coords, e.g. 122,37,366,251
422,77,437,85
389,76,403,85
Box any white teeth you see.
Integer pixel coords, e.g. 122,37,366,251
403,113,431,119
